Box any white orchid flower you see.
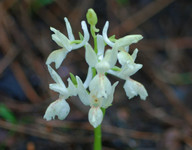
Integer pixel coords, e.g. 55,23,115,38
117,48,143,78
44,98,70,120
43,65,77,121
47,65,77,99
108,69,148,100
107,48,147,100
85,35,118,98
76,76,118,128
124,78,148,100
102,21,143,52
46,17,90,69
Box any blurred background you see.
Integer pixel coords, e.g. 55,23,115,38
0,0,192,149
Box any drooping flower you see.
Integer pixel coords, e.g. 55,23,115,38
46,18,90,69
43,65,77,121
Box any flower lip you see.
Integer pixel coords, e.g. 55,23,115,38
43,98,70,121
88,107,103,128
123,78,148,100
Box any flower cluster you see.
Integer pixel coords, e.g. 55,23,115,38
44,9,148,128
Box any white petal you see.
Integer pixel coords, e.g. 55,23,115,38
89,74,111,98
88,107,103,128
85,44,98,67
83,67,93,89
102,21,114,47
107,70,120,78
72,21,90,49
102,81,118,108
103,48,118,68
131,48,138,61
117,51,133,66
44,99,70,120
67,78,77,97
95,60,110,74
125,46,129,52
50,27,72,50
97,34,105,58
123,78,148,100
120,63,143,77
46,49,68,69
47,65,66,89
96,48,118,74
49,83,68,97
64,17,75,41
76,76,90,106
115,35,143,48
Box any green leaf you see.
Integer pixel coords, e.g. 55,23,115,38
0,104,16,124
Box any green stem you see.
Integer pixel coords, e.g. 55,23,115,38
93,108,105,150
90,26,98,54
94,124,102,150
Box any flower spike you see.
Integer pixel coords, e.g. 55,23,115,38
44,9,148,129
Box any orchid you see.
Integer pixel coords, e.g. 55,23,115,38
46,18,90,69
108,48,148,100
43,65,76,121
44,8,148,150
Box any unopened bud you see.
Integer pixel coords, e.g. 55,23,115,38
86,8,98,26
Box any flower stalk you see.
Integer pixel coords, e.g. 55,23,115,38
94,124,102,150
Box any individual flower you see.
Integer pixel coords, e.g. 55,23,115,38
46,18,90,69
117,48,143,78
108,42,148,100
85,34,118,98
102,21,143,49
44,98,70,120
123,78,148,100
76,76,118,128
43,65,77,121
107,48,147,100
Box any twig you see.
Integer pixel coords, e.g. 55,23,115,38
0,119,92,143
